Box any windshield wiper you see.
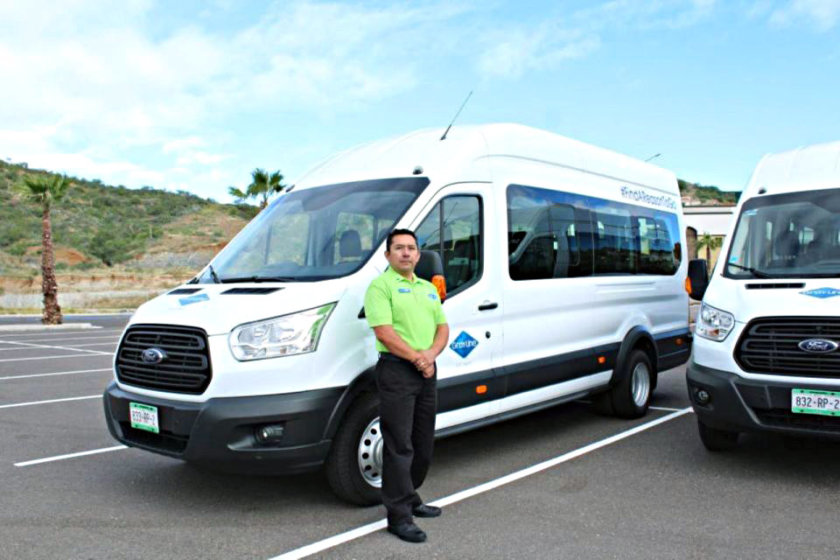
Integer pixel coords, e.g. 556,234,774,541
219,275,300,283
208,264,221,284
726,262,774,278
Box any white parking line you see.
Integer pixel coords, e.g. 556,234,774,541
649,406,683,412
268,407,694,560
65,342,119,348
0,328,121,339
0,368,112,381
15,445,127,467
0,340,112,355
0,353,112,363
1,334,121,344
0,395,99,409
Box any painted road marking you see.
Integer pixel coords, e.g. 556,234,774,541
0,368,112,381
268,407,694,560
15,445,127,467
0,353,112,363
0,335,121,344
0,340,112,355
0,328,122,340
0,395,100,409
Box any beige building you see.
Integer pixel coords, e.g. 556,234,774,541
683,204,736,269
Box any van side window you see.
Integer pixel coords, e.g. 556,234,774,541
507,184,680,279
416,196,482,295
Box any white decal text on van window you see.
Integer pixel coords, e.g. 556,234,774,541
620,187,677,210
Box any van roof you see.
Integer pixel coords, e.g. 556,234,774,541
745,140,840,197
293,123,677,194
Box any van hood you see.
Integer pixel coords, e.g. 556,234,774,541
705,278,840,323
129,282,349,336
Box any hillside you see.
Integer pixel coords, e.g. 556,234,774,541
0,160,258,276
678,179,740,205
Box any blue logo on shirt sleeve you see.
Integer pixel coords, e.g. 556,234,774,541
450,331,478,358
398,288,411,293
427,293,438,301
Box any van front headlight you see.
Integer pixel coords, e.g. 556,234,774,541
229,303,336,361
695,303,735,342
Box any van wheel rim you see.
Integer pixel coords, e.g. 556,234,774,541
357,417,383,488
631,362,650,407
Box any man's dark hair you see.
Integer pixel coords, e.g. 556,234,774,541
386,228,418,251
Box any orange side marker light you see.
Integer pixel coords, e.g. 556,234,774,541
476,385,488,395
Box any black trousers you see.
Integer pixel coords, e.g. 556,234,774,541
376,354,437,526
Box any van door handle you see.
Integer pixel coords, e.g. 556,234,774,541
478,302,498,311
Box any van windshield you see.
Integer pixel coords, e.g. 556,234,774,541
199,177,429,283
724,188,840,279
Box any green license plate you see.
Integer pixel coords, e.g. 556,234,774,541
791,389,840,417
129,402,159,433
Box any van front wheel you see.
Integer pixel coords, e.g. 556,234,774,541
596,349,653,419
325,392,383,506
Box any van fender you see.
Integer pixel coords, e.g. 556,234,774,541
322,366,378,440
610,326,658,389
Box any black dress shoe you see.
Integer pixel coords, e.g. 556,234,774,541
412,504,442,518
387,522,427,543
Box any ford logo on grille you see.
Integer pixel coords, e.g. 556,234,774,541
798,339,839,354
141,348,167,364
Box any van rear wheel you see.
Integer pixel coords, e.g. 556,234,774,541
325,392,383,506
595,349,653,419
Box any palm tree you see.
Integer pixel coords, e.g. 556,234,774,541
13,174,72,324
696,231,723,263
228,168,286,209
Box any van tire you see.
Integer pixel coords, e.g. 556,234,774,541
598,349,654,419
324,392,383,506
697,419,739,451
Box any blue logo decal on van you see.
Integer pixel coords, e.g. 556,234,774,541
398,288,411,293
179,293,209,306
800,288,840,299
450,331,478,358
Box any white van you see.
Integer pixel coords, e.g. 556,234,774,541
103,124,691,504
687,141,840,450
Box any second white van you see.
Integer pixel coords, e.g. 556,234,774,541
103,123,691,504
687,141,840,450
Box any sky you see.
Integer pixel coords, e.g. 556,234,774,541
0,0,838,203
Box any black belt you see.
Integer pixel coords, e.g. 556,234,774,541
378,353,416,366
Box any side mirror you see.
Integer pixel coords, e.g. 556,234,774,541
416,250,447,303
687,259,709,301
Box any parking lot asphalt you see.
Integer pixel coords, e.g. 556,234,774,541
2,316,839,560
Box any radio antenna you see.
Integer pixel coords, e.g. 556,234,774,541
440,90,473,141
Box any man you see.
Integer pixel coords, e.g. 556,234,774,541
364,228,450,543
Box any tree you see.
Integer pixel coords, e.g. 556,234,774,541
228,168,286,209
696,231,723,263
13,174,72,324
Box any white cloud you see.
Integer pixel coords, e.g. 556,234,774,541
0,0,725,201
478,26,600,79
769,0,840,30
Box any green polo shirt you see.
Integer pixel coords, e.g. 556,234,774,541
364,266,447,353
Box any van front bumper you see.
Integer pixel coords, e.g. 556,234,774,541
103,382,344,474
686,360,840,439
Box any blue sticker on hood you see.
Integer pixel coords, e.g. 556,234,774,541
179,293,210,306
800,287,840,299
450,331,478,359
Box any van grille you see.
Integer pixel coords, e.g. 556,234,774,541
734,317,840,377
116,324,212,394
